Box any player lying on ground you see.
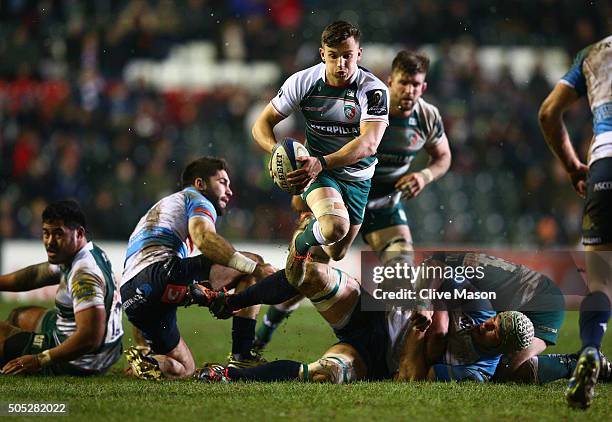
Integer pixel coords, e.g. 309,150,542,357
411,253,611,384
539,35,612,409
254,50,451,351
0,200,123,376
193,264,533,383
121,157,275,380
252,21,388,290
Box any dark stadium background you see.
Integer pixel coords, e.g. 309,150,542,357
0,0,609,247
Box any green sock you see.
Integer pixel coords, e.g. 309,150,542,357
256,307,292,344
295,219,320,255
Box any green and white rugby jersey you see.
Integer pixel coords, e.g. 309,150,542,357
369,97,445,201
53,242,123,372
271,62,389,182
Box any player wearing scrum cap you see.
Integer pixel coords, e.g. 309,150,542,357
120,157,275,380
192,265,534,384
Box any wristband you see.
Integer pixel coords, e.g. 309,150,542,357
38,350,52,367
228,252,257,274
420,168,434,184
317,156,328,169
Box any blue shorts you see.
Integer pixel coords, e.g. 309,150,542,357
120,256,213,354
333,292,391,380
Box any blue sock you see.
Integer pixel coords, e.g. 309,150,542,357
227,270,299,310
231,316,256,356
537,354,577,384
579,291,611,349
227,360,301,381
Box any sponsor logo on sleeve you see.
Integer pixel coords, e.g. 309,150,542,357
161,284,187,304
278,88,283,98
366,89,388,116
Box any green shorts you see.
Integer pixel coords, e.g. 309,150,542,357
361,201,409,237
5,310,91,375
301,171,371,225
521,279,565,345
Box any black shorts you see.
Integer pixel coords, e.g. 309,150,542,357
120,255,213,354
582,157,612,246
333,292,391,380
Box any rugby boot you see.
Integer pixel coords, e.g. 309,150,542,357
194,364,231,383
184,283,219,307
598,351,611,383
285,213,315,286
125,346,162,381
227,349,268,368
208,290,235,320
307,356,353,384
565,347,601,409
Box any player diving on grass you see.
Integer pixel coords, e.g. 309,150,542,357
254,50,451,351
251,21,388,290
192,255,535,383
539,35,612,408
121,157,275,380
0,200,123,376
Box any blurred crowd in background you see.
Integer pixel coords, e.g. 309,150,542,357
1,0,609,247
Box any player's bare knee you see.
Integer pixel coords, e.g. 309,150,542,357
6,307,22,326
7,307,34,328
319,219,349,244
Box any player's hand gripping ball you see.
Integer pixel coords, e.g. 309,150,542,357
269,138,310,195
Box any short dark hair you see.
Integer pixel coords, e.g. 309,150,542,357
181,156,229,188
321,21,361,48
391,51,430,76
42,200,87,229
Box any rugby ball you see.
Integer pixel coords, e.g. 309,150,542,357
270,138,310,195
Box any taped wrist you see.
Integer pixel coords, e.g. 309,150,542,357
38,349,52,367
420,168,434,184
228,252,257,274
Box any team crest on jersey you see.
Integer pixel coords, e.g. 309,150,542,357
344,104,357,120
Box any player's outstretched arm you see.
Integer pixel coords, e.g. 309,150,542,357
0,263,61,292
538,83,588,197
189,216,268,277
252,103,286,154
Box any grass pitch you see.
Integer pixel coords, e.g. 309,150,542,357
0,302,610,421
